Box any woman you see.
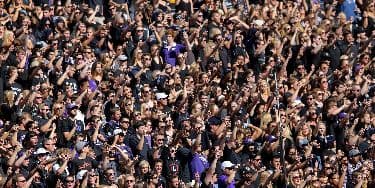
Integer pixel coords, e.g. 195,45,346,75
363,2,375,35
0,90,18,123
137,160,151,182
161,30,185,66
91,62,103,83
258,80,271,104
296,123,312,149
150,44,164,71
287,171,304,188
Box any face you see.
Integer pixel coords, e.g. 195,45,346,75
64,177,75,188
154,162,163,172
318,124,326,135
125,176,135,188
170,177,179,188
105,170,115,182
16,176,27,188
291,173,301,185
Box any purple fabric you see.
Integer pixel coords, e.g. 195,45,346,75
88,79,97,91
189,153,209,177
161,43,185,66
218,175,235,188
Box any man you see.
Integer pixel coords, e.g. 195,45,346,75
101,168,117,186
218,161,236,188
124,174,135,188
129,121,151,161
71,141,97,175
347,149,362,178
56,103,76,148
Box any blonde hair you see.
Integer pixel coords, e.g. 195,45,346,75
4,90,15,105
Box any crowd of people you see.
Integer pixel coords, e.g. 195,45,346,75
0,0,374,187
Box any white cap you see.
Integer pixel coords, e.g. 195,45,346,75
253,19,264,26
34,148,49,155
76,170,88,180
156,92,168,100
221,161,235,170
117,55,128,61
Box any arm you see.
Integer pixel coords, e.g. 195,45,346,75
63,126,76,141
56,69,69,86
14,150,31,167
249,124,263,141
55,160,69,175
136,132,145,151
7,145,22,167
40,116,56,133
91,123,100,142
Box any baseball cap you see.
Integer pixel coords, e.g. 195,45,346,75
75,141,88,152
67,103,78,110
348,149,360,157
76,170,88,181
34,147,49,155
208,116,222,126
156,92,168,100
221,161,235,170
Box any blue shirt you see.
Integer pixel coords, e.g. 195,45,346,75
340,0,357,20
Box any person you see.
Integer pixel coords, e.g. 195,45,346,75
218,161,236,188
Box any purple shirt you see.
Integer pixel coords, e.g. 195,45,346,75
218,175,235,188
189,153,209,178
161,43,185,66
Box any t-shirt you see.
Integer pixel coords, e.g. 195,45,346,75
218,174,235,188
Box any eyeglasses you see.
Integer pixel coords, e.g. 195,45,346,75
106,172,115,176
36,97,43,99
121,121,129,123
126,179,135,183
65,179,74,183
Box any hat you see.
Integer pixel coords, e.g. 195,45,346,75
156,92,168,100
75,141,88,152
76,170,88,180
117,55,128,61
208,116,222,126
34,147,49,155
30,61,40,68
253,19,264,26
67,103,78,110
348,149,360,157
221,161,235,170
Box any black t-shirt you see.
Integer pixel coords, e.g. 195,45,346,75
128,135,151,161
56,118,74,148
